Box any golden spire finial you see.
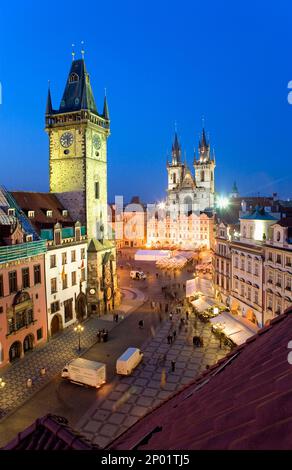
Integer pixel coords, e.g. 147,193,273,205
81,41,85,59
72,43,75,61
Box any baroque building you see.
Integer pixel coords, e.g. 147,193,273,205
0,189,47,368
45,55,119,315
12,192,88,336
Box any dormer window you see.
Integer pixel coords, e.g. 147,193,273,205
62,210,68,217
69,73,79,83
276,231,281,242
46,210,53,218
28,211,35,218
26,235,33,242
8,208,15,216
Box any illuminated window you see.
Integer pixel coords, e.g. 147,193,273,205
69,73,79,83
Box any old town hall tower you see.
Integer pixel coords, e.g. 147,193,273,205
45,55,119,315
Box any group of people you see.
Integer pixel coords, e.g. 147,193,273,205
96,329,109,343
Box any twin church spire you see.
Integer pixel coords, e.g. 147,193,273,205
169,126,214,167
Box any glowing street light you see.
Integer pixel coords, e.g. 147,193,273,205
216,196,230,210
0,377,6,389
74,324,84,352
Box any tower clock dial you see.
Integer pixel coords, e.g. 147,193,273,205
93,134,101,150
60,132,74,148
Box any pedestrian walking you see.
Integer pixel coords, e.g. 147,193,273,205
169,312,173,321
167,334,171,344
172,330,176,341
171,360,176,372
139,319,144,329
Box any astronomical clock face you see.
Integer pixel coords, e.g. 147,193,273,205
106,286,112,300
60,132,74,148
93,134,101,150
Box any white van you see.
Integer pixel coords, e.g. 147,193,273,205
116,347,143,375
61,358,106,388
130,270,147,280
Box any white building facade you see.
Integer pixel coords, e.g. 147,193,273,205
44,223,87,336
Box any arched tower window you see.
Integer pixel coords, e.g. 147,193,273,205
211,172,213,181
173,173,176,184
69,73,79,83
201,170,205,182
183,196,193,215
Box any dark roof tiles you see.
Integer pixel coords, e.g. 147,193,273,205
3,414,97,450
109,308,292,450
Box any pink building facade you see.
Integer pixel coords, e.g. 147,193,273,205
0,241,47,368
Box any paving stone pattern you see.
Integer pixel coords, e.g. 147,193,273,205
77,313,229,448
0,288,144,420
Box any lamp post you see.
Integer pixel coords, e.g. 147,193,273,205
74,324,84,352
0,378,6,389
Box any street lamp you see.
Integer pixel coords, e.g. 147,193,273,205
74,324,84,352
0,377,6,389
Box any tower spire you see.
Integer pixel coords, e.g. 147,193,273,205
71,43,75,61
46,81,53,115
103,90,110,120
172,131,181,165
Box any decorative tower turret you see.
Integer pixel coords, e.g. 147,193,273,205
194,128,215,209
167,132,184,192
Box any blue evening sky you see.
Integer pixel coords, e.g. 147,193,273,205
0,0,292,203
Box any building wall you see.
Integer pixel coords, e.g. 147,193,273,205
147,213,214,250
0,254,47,368
264,243,292,323
45,241,87,336
230,243,264,327
213,226,231,304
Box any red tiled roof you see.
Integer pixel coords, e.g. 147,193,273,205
273,217,292,228
3,414,97,450
108,309,292,450
11,192,73,231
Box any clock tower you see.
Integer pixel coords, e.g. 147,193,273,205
46,57,109,240
45,56,119,315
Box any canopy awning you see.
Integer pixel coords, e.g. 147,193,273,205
209,311,257,345
190,296,215,312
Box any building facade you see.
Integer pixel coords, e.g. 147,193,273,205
0,190,47,368
147,211,214,250
213,222,232,304
11,192,89,336
264,218,292,323
229,207,278,327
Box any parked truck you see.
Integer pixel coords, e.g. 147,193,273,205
61,358,106,388
116,347,143,375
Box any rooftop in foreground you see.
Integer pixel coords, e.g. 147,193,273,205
108,308,292,450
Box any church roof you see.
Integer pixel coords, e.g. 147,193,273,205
108,307,292,450
58,59,98,115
